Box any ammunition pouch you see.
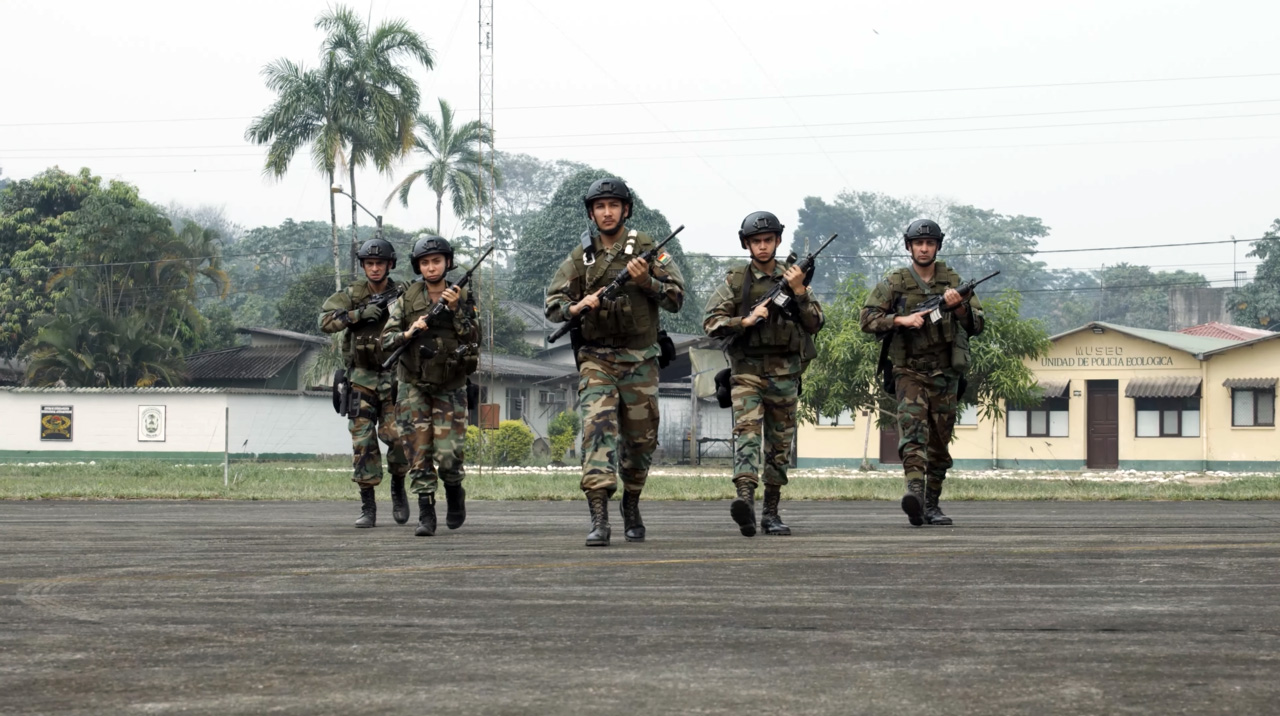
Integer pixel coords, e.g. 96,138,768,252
714,368,733,409
657,330,676,370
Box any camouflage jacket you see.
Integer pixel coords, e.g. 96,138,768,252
545,227,685,364
860,261,984,373
319,278,406,389
703,261,824,377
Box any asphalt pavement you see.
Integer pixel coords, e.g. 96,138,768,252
2,499,1278,715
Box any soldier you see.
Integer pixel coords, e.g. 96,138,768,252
860,219,984,526
545,177,685,547
704,211,824,537
381,236,480,537
319,238,411,528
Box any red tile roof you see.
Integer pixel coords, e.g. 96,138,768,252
1177,321,1273,341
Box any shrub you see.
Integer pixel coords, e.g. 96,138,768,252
547,410,581,463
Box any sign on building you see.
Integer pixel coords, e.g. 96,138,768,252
40,405,73,441
138,405,167,442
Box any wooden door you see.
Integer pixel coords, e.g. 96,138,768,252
879,423,902,465
1086,380,1118,469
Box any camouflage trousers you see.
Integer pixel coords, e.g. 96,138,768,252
397,383,468,496
348,374,408,488
578,356,660,494
731,372,799,488
894,367,960,490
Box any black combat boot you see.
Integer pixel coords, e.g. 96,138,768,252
620,489,645,542
444,482,466,530
924,482,953,526
415,493,437,537
390,474,410,525
585,489,611,547
901,477,925,527
730,479,757,537
760,485,791,536
354,487,376,528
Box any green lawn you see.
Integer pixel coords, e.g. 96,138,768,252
1,459,1278,501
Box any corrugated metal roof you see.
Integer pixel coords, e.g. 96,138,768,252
1223,377,1276,390
1124,376,1202,398
186,345,306,380
1178,321,1273,341
474,353,576,380
499,301,554,331
1050,322,1238,356
237,326,329,346
1036,378,1070,398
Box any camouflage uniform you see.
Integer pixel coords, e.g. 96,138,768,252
319,280,409,489
381,281,479,497
546,227,684,544
860,260,984,524
704,261,823,535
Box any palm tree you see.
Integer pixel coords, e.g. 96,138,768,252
316,5,433,276
245,53,350,291
387,98,498,234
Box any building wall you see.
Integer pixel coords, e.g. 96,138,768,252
0,390,350,462
796,331,1280,472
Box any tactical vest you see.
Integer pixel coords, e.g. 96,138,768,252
395,281,479,390
568,230,660,349
884,261,969,372
327,281,398,372
724,262,816,362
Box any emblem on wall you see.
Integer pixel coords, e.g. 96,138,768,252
138,405,167,442
40,406,73,441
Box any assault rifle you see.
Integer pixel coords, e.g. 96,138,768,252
363,284,404,312
380,244,495,371
746,233,838,321
874,270,1000,394
547,225,684,344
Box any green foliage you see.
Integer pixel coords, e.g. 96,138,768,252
388,98,496,234
547,410,581,463
965,290,1052,419
478,152,589,250
1093,263,1207,330
487,302,536,357
1228,221,1280,332
510,168,703,333
790,191,917,296
464,420,535,465
276,265,337,335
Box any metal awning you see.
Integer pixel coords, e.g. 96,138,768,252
1124,376,1202,398
1223,377,1276,390
1035,379,1069,398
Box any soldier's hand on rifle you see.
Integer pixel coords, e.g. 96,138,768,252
741,302,771,328
570,288,606,317
943,288,963,309
625,257,650,281
784,265,807,294
894,311,927,329
356,303,387,323
441,286,461,311
405,314,429,339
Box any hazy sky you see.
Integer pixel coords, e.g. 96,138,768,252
3,0,1278,285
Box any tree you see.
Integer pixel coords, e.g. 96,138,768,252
246,52,349,290
275,264,337,335
0,167,100,360
1094,263,1208,330
479,152,589,249
0,167,10,192
510,168,703,334
1229,221,1280,331
316,5,433,276
790,191,918,297
388,98,496,235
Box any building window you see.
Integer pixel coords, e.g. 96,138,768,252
1135,397,1199,437
1232,389,1275,427
958,405,979,426
1006,397,1068,437
506,387,529,422
817,408,854,427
